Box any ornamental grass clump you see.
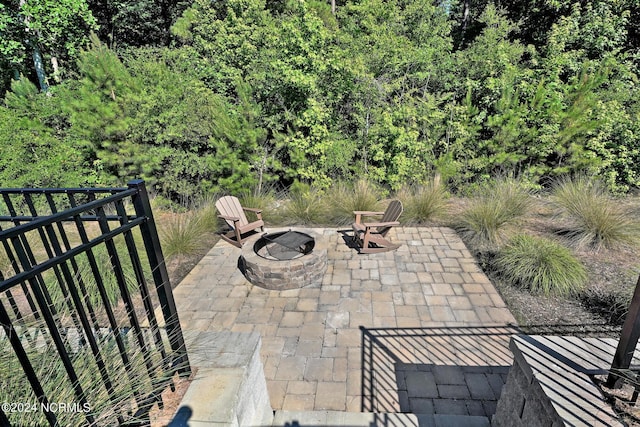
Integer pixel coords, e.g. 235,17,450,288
399,178,448,224
455,178,531,247
239,189,277,223
0,320,184,426
192,195,220,231
281,184,328,225
0,269,188,426
494,234,587,296
328,179,384,225
551,176,640,250
160,212,208,260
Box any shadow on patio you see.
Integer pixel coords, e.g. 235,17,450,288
360,326,519,417
358,323,624,420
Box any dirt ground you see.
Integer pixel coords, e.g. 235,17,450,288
489,212,639,337
442,195,640,337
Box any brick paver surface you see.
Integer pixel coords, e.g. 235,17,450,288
173,227,518,414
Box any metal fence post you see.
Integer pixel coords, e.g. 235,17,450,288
607,274,640,387
127,180,191,375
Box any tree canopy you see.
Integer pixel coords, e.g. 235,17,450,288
1,0,639,199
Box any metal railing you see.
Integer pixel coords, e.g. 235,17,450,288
0,180,190,426
607,274,640,402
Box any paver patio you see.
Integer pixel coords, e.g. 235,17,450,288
172,227,519,416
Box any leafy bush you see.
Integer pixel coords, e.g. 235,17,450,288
398,179,448,224
551,176,640,250
455,178,531,247
494,234,587,296
0,81,94,188
328,179,384,226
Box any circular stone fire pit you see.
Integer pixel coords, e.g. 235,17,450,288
240,228,328,290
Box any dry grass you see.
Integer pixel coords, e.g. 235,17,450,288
551,176,640,250
328,179,384,226
453,178,532,248
397,178,448,224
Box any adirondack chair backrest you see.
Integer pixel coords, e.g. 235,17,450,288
216,196,249,229
377,200,403,236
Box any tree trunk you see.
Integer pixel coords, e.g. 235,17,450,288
331,0,336,15
32,46,48,91
51,56,61,83
460,0,471,43
19,0,48,91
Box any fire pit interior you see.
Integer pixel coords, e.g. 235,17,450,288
255,230,315,260
240,228,327,290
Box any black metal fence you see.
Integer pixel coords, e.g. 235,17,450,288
607,274,640,397
0,180,190,426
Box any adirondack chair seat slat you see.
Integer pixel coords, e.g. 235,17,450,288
237,219,265,233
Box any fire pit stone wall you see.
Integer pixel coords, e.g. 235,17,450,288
240,228,328,290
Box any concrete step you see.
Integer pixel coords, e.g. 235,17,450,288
271,411,490,427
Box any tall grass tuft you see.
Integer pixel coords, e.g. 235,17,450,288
455,177,531,247
328,179,384,225
189,193,220,232
551,176,640,250
159,212,208,260
494,234,587,296
0,315,186,426
398,178,448,224
281,184,328,225
239,189,277,224
74,237,146,308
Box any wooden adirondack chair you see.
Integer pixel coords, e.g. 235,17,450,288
352,200,403,254
215,196,264,248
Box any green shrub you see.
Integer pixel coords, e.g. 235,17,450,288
398,179,448,224
455,178,531,247
0,87,93,189
551,176,640,250
149,195,181,212
494,234,588,296
328,179,384,225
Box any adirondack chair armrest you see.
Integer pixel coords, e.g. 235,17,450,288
353,210,385,224
353,211,385,216
242,207,263,220
243,207,263,213
363,221,400,229
218,214,241,223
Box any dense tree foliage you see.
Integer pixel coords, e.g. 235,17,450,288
0,0,98,90
1,0,639,199
87,0,191,49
